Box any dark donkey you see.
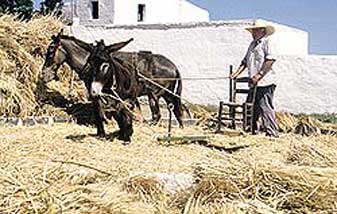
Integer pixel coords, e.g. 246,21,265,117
41,31,187,128
85,40,140,142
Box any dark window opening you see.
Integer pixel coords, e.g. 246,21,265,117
92,1,99,19
138,4,145,22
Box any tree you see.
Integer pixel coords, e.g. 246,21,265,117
40,0,63,16
0,0,34,19
0,0,16,13
13,0,34,18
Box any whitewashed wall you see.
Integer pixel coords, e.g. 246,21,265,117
270,23,308,56
273,55,337,113
69,20,337,114
113,0,209,25
66,0,209,26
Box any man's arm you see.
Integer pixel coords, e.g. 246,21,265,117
250,59,275,86
230,61,247,79
229,56,247,79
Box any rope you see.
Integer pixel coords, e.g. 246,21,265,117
139,76,230,81
116,53,228,108
99,92,158,134
98,53,220,130
137,73,215,120
67,70,75,98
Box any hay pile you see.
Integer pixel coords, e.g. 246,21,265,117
1,122,337,213
276,112,298,133
276,112,337,136
0,14,85,117
192,158,337,213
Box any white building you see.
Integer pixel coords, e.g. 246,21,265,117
63,1,337,114
63,0,209,26
70,19,337,114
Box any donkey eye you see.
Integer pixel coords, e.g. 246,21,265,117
100,63,109,74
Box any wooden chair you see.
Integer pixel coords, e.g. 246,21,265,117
217,65,256,133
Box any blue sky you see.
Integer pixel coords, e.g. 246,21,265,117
190,0,337,55
33,0,337,55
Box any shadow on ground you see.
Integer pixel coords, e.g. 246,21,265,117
65,131,120,143
36,80,96,126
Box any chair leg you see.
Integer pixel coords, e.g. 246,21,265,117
217,101,224,133
230,106,236,129
243,104,247,131
249,105,255,134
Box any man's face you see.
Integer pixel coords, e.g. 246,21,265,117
252,28,266,40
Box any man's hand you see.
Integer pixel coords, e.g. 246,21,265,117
249,73,262,88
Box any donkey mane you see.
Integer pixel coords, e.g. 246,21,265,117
60,35,92,51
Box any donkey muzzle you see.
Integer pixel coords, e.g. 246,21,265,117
90,81,103,97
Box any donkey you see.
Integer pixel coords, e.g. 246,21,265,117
41,31,187,128
86,40,141,142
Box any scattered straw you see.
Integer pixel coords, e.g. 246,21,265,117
2,123,336,213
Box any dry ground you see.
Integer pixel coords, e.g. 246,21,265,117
1,122,337,213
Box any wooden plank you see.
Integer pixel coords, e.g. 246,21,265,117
236,89,250,94
157,135,209,143
235,77,251,82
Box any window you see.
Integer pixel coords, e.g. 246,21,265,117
138,4,145,22
92,1,99,19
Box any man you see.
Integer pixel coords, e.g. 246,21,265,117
231,20,279,137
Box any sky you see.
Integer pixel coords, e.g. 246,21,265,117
33,0,337,55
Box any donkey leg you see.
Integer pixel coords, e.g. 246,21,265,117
119,110,134,143
93,99,106,137
112,110,133,143
173,101,184,128
164,95,184,128
148,92,161,125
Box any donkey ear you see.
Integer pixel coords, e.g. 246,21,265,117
54,29,63,39
106,38,134,53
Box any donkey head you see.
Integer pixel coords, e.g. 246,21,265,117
40,30,67,83
87,38,134,97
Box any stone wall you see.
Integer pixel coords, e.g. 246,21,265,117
76,0,115,25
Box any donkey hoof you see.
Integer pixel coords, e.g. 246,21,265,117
148,120,159,126
117,134,131,143
121,141,131,146
96,132,106,138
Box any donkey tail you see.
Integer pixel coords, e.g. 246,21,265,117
173,69,182,96
173,70,191,118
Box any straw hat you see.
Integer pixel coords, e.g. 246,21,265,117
245,19,275,37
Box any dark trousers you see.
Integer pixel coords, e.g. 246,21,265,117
247,84,279,137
